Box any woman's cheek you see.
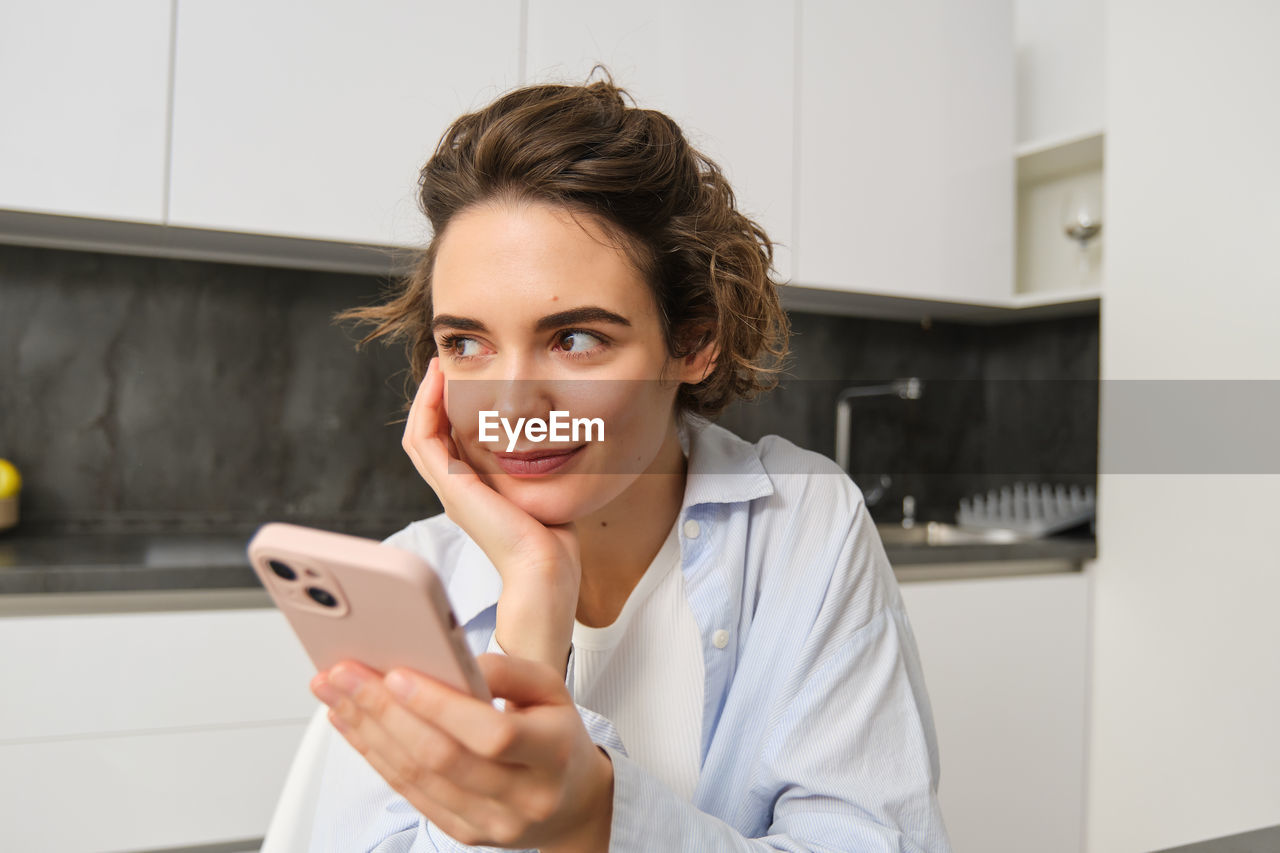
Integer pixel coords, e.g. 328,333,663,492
589,398,674,474
443,376,487,440
557,381,641,429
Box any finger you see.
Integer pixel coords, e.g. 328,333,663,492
416,356,450,444
402,359,453,487
475,652,573,711
413,359,464,472
473,654,588,771
349,702,513,809
328,668,569,849
400,365,434,491
325,662,517,797
404,365,510,519
396,655,579,771
381,663,583,815
382,663,533,762
329,707,500,846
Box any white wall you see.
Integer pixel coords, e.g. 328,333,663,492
1089,2,1280,851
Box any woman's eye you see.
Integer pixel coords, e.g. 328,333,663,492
440,335,485,358
554,330,604,354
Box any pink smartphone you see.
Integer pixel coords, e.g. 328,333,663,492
247,522,491,701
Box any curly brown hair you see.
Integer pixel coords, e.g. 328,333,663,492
337,71,790,418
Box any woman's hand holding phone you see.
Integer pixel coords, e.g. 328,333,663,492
400,357,582,676
313,652,612,852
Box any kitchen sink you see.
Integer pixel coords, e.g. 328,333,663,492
874,521,1029,546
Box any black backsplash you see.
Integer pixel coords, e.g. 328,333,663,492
716,311,1099,523
0,244,1097,534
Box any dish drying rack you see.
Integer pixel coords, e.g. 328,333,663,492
956,482,1095,538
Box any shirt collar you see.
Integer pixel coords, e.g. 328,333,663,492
446,416,775,627
679,416,775,509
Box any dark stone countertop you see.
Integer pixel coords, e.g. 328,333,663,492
0,526,1096,596
0,531,265,595
883,531,1097,566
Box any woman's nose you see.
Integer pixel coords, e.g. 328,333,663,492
491,356,554,420
493,379,540,420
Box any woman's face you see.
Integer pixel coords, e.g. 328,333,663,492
429,199,709,525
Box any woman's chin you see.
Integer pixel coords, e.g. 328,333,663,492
505,490,583,527
490,476,618,527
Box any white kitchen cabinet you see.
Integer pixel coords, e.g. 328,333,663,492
167,0,523,247
795,0,1015,303
1014,0,1105,149
0,608,316,739
524,0,796,281
0,0,171,223
1011,0,1105,305
898,570,1089,853
3,2,1057,320
1,723,307,852
0,607,317,851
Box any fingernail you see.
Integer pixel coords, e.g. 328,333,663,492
312,676,341,706
385,669,416,701
330,666,365,694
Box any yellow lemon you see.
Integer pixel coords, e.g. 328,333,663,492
0,459,21,499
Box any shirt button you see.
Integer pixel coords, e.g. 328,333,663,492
712,629,729,649
683,519,701,540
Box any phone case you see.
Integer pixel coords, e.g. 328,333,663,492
247,522,491,701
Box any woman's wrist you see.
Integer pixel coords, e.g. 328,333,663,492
542,746,614,853
494,576,578,674
494,621,571,675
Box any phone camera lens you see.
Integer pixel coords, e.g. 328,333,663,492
269,560,297,581
307,587,338,608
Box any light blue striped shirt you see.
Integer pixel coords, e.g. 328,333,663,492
310,419,952,851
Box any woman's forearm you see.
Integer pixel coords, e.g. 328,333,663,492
494,569,578,674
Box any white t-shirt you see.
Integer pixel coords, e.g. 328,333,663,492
570,521,704,802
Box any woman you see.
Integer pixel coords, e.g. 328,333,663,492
308,75,951,852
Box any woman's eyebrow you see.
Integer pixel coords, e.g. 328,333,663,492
431,314,487,333
431,307,631,335
534,307,631,332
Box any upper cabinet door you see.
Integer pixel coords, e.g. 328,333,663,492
796,0,1014,302
525,1,796,282
0,0,171,223
1014,0,1105,147
168,1,523,247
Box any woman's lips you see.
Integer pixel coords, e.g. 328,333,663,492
492,445,585,477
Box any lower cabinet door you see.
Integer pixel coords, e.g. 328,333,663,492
1,607,319,851
0,722,308,852
898,570,1090,853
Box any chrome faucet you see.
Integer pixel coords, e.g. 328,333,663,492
834,378,923,507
